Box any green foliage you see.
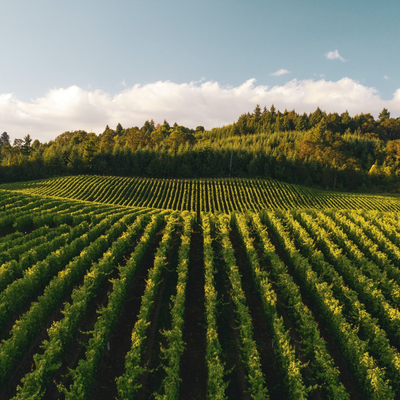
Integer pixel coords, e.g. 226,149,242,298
1,186,400,399
156,212,193,400
202,213,228,400
4,175,400,214
115,214,178,400
216,214,269,399
2,106,400,190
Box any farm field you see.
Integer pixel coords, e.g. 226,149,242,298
0,178,400,399
2,175,400,213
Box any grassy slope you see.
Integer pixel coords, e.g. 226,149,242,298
1,175,399,212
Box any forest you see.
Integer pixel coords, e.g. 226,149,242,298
1,105,400,192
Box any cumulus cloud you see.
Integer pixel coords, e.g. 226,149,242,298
1,78,400,142
271,68,290,77
325,49,346,62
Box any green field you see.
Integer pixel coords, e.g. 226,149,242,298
2,174,400,212
0,177,400,399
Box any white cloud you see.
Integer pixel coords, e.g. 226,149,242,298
384,75,390,80
1,78,399,142
271,68,290,77
325,49,346,62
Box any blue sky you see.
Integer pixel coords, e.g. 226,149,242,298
1,0,400,141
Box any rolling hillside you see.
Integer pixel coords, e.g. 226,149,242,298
1,174,400,212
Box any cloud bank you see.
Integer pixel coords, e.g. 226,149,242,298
1,78,400,142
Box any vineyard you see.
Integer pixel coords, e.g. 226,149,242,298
2,174,400,212
1,179,400,399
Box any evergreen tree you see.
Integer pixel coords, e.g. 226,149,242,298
22,135,32,156
378,108,390,122
116,123,124,136
0,132,10,147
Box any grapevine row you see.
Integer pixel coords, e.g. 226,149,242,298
262,210,395,399
3,174,400,212
115,214,178,399
216,214,269,399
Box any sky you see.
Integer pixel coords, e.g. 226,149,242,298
1,0,400,142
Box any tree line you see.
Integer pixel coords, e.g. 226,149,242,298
1,105,400,192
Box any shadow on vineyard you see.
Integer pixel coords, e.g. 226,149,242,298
178,223,207,400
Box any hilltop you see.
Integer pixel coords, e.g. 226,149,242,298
2,106,400,192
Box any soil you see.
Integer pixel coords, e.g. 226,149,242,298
178,223,207,400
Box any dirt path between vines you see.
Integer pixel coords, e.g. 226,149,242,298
178,223,207,400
